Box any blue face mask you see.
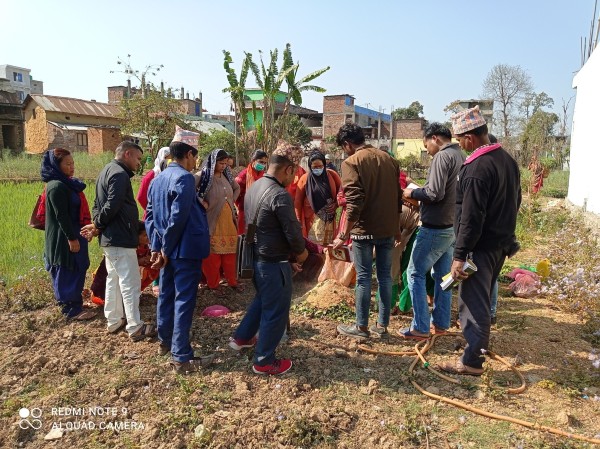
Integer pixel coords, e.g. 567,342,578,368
312,168,324,176
254,163,266,172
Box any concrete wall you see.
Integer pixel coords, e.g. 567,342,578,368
393,139,424,158
568,48,600,214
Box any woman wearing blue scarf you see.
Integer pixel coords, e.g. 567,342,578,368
194,148,240,294
41,148,95,320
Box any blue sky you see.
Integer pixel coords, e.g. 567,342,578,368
2,0,596,125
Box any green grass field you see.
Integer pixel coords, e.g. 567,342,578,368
0,152,118,180
0,179,142,285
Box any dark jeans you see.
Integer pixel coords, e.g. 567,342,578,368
458,247,506,369
234,261,292,366
157,258,202,363
49,265,87,318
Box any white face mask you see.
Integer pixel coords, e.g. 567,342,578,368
312,168,324,176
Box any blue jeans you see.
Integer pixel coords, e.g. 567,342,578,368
490,279,499,317
235,261,292,366
157,258,202,363
353,237,394,328
407,227,455,333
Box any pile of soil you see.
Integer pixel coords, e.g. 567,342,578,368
297,279,354,309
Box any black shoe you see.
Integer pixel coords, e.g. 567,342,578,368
491,316,497,325
337,324,369,339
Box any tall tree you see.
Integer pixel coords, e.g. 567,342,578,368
277,44,329,144
118,84,186,156
392,101,424,120
224,43,329,154
222,51,251,161
482,64,533,137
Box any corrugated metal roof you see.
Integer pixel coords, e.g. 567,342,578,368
47,121,90,131
185,119,230,134
0,91,21,105
30,94,119,118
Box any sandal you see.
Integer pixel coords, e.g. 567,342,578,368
107,318,127,334
438,360,484,376
130,323,157,342
72,309,96,321
397,328,430,341
230,284,245,293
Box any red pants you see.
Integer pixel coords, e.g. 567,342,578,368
202,252,238,289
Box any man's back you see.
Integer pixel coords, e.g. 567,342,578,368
341,146,401,239
93,159,138,248
245,175,304,261
147,163,209,260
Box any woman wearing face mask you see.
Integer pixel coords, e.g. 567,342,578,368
294,151,341,244
234,150,268,235
195,149,241,295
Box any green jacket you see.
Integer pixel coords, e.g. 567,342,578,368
44,180,89,270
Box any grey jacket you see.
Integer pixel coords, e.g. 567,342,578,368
92,159,139,248
411,143,465,228
245,174,305,262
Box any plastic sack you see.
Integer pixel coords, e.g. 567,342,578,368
509,273,541,298
173,125,199,149
506,268,539,281
318,249,356,287
200,305,230,317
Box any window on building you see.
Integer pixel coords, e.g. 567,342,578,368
13,72,23,82
17,91,25,102
76,133,88,146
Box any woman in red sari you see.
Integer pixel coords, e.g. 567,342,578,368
234,150,268,234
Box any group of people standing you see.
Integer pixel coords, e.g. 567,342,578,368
41,104,520,377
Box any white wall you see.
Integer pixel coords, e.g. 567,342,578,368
568,48,600,214
0,64,32,101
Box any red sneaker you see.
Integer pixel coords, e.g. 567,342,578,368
228,336,257,351
252,359,292,375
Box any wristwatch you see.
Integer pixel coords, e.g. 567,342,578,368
337,232,347,240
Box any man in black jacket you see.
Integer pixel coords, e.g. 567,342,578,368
439,106,521,376
229,141,308,376
83,141,156,341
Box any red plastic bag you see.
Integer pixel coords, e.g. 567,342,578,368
509,273,541,298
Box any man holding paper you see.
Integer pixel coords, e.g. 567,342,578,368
441,106,521,376
399,123,465,340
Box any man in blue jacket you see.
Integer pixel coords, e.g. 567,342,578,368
145,141,213,374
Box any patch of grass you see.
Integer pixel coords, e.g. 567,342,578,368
279,416,336,448
292,302,355,322
0,152,115,180
0,179,142,285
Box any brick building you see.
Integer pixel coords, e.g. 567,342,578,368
322,94,392,149
391,118,428,159
107,85,204,117
0,91,24,152
23,95,122,154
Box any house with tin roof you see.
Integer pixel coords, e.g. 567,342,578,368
23,95,122,154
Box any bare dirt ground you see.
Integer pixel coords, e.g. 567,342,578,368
1,243,600,448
